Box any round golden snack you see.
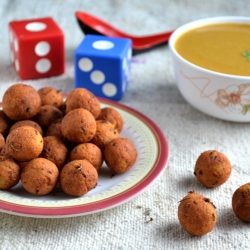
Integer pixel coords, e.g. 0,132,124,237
232,182,250,222
9,120,43,136
61,108,96,143
0,144,9,156
34,105,63,130
178,190,217,236
38,86,64,109
46,119,65,140
6,126,43,162
63,88,101,119
98,107,124,132
39,136,68,171
0,155,20,190
59,159,98,197
2,83,41,120
21,157,59,195
91,120,119,148
104,137,137,174
70,143,103,171
194,150,232,187
0,110,11,136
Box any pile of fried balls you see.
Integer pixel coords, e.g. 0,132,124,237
0,83,137,197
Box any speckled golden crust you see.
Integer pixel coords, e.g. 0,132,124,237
9,120,43,136
21,157,59,195
2,83,41,121
97,107,124,132
70,143,103,171
46,119,64,140
6,126,43,162
194,150,232,188
39,136,69,171
63,88,101,119
0,155,20,190
38,87,64,109
0,144,9,156
0,133,5,151
59,159,98,197
33,105,63,130
104,137,137,174
46,119,76,150
0,110,11,136
91,120,119,149
61,108,96,143
232,183,250,222
178,191,217,236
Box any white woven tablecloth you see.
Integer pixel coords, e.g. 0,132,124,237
0,1,250,249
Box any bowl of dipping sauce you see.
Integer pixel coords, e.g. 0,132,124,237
169,16,250,122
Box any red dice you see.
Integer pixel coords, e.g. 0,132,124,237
9,17,65,80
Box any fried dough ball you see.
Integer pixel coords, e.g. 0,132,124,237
33,105,63,130
98,107,124,132
21,157,59,195
39,136,68,171
63,88,101,119
46,119,64,140
38,86,64,109
0,155,20,190
0,110,11,136
194,150,232,188
59,159,98,197
61,108,96,143
104,137,137,174
91,120,119,148
2,83,41,120
178,190,217,236
9,120,43,136
232,182,250,222
0,133,5,151
6,126,43,162
46,119,76,149
0,144,9,156
70,143,103,171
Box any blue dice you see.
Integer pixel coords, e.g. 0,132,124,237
74,35,132,100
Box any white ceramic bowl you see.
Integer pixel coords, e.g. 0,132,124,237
169,16,250,122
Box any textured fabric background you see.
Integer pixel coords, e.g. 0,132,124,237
0,0,250,249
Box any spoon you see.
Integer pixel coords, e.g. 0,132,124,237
75,11,174,54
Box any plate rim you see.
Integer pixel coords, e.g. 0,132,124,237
0,97,169,218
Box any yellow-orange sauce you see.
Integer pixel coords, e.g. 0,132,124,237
175,23,250,76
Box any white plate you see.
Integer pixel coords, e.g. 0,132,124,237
0,98,169,218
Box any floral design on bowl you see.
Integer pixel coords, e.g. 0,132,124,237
169,16,250,122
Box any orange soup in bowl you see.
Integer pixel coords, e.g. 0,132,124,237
175,23,250,76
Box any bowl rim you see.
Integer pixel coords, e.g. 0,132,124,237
169,16,250,79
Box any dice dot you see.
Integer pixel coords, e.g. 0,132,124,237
35,58,51,73
14,39,18,52
78,58,93,72
102,83,117,97
35,41,50,56
90,70,105,84
15,59,20,71
25,22,47,32
92,40,114,50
